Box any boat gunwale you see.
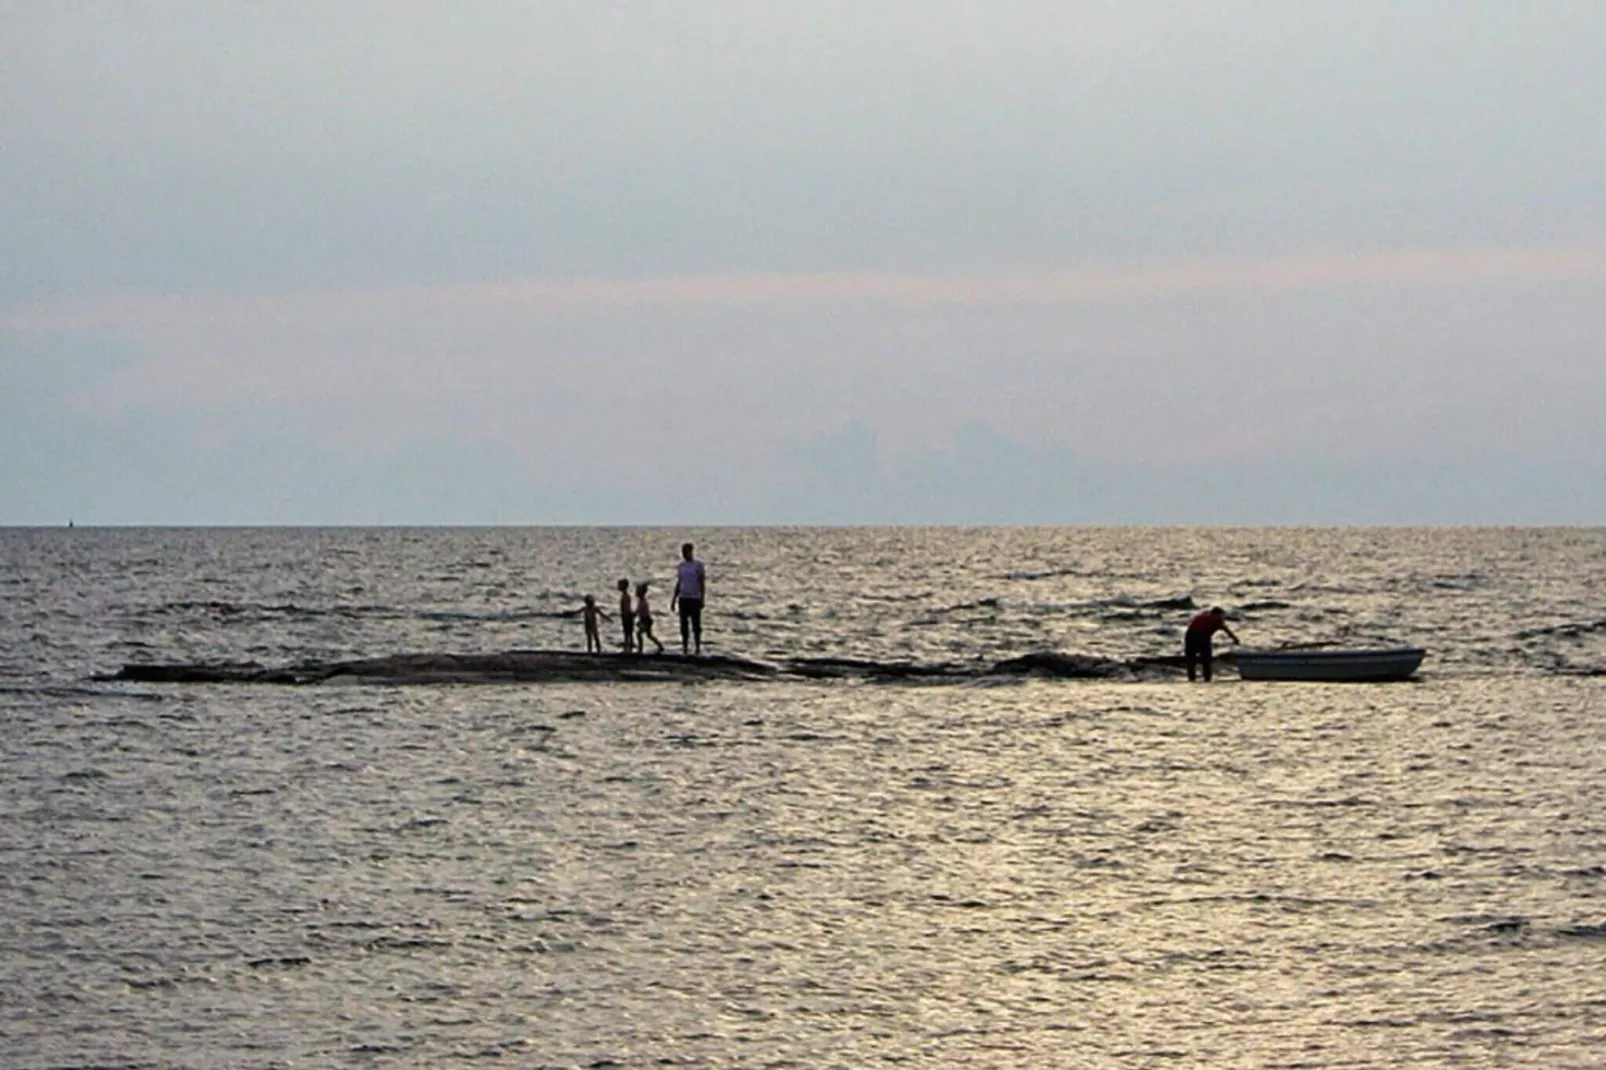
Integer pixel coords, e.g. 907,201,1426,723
1234,646,1426,662
1233,646,1425,682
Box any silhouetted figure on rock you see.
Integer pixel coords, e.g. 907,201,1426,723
636,582,665,655
671,542,707,655
1185,606,1239,681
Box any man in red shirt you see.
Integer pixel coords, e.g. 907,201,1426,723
1185,606,1239,682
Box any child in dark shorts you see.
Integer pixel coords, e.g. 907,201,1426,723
617,578,635,653
635,582,665,654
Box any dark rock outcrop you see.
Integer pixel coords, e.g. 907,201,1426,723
105,648,1190,686
108,650,780,686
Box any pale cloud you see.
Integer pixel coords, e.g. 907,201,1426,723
15,246,1606,334
6,246,1604,476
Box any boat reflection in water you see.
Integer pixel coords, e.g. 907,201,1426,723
1234,646,1426,682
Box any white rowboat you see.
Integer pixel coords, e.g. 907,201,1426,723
1234,647,1425,682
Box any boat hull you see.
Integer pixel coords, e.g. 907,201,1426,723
1234,647,1425,682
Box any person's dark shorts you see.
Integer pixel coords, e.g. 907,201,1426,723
678,597,703,632
620,612,635,644
1184,629,1213,661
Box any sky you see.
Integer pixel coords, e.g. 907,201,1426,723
3,1,1603,524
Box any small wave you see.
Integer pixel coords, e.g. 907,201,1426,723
15,1053,153,1060
1064,594,1196,615
125,976,185,991
0,684,164,702
1515,618,1606,640
145,599,408,621
419,608,572,622
396,816,448,832
934,597,1002,614
91,717,157,730
1480,918,1528,935
1287,582,1367,595
248,955,312,968
143,598,580,625
1263,795,1375,809
62,767,109,781
362,936,452,952
859,590,935,604
1001,566,1086,581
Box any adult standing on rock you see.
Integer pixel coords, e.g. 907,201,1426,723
671,541,707,655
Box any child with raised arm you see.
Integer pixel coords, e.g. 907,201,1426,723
579,594,611,654
635,582,665,654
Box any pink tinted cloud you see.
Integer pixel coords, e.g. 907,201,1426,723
6,246,1604,468
12,247,1606,332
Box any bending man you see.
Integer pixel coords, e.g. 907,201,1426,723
1184,606,1239,682
671,541,707,656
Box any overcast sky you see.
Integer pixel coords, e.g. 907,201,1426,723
3,1,1603,524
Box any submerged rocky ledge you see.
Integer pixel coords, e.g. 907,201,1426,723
104,649,1189,685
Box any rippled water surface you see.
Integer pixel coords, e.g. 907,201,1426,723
3,527,1605,1068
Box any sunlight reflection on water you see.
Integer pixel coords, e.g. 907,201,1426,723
2,528,1605,1066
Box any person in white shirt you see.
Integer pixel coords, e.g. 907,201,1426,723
670,541,707,655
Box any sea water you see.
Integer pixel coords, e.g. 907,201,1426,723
2,527,1604,1067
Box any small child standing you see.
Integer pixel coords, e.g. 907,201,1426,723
635,582,665,654
580,594,611,654
616,578,635,653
